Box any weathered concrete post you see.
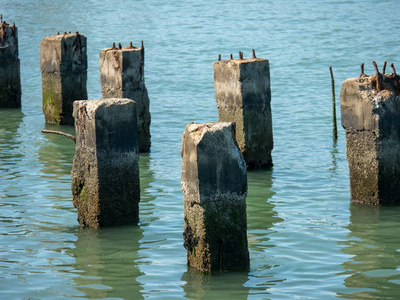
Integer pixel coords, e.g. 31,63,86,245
181,122,249,272
40,32,87,125
0,17,21,108
213,51,273,169
71,98,140,228
99,42,151,152
341,61,400,205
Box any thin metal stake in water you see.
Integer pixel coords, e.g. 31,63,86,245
329,66,338,141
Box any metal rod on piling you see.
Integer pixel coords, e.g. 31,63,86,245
329,66,338,141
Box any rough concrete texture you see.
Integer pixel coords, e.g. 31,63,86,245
181,122,249,272
341,73,400,205
0,19,21,107
40,33,87,125
71,98,140,228
99,43,151,152
214,58,273,169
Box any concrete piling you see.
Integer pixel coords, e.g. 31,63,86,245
341,62,400,205
99,42,151,152
71,98,140,228
0,17,21,108
213,52,273,170
181,122,249,272
40,32,87,125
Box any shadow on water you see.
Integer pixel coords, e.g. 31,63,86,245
181,169,281,299
67,226,144,299
337,203,400,299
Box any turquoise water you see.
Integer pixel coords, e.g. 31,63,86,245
1,0,400,299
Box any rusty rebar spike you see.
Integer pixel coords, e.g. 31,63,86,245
129,41,133,47
57,31,60,35
112,42,116,49
372,61,380,74
118,43,122,49
63,32,67,35
372,61,382,91
76,31,79,35
391,63,397,76
238,51,243,60
360,63,366,77
252,49,256,59
141,40,144,49
218,54,221,61
230,54,233,60
68,31,71,34
383,61,387,74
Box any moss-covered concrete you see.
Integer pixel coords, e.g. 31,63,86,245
214,57,273,169
40,33,87,125
181,122,249,272
341,74,400,205
71,98,140,228
99,44,151,152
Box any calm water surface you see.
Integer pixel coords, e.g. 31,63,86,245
1,0,400,299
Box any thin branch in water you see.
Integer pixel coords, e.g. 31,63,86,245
41,129,76,143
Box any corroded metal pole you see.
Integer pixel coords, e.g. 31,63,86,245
329,66,338,141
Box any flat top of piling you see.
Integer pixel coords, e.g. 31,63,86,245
215,58,268,65
344,74,400,97
187,122,232,132
75,98,135,107
44,33,85,40
100,46,143,53
185,122,235,144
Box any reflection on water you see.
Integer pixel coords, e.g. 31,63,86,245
68,226,144,299
247,169,282,264
338,204,400,299
0,109,25,190
2,0,400,297
330,141,339,175
182,268,250,300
